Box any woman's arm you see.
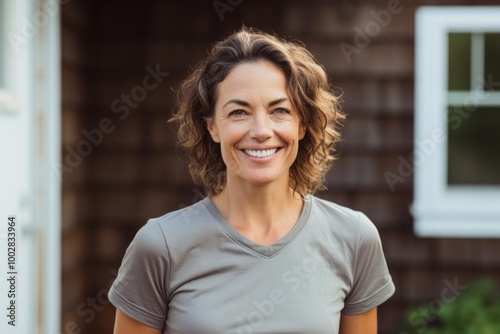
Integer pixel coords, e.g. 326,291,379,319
339,307,377,334
113,309,162,334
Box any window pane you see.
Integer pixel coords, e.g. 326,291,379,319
448,107,500,185
448,33,471,91
484,33,500,92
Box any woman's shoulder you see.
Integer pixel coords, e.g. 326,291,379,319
309,195,361,222
308,195,380,240
144,196,207,225
135,198,214,247
152,198,208,226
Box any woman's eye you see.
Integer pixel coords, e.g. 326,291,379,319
229,109,246,117
273,108,290,115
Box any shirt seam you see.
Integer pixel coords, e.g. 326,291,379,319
352,211,362,289
341,277,395,315
109,285,165,329
155,218,173,303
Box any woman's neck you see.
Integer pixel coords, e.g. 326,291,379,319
211,179,304,246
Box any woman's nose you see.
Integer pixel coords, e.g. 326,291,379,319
250,113,272,141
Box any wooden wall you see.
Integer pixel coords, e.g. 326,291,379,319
61,1,94,332
60,1,500,333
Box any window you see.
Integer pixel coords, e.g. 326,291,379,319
413,7,500,237
447,32,500,186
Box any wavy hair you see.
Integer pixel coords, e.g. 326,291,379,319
170,27,344,197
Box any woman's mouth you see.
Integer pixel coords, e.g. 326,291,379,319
243,148,279,158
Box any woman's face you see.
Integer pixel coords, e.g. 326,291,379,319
206,60,305,189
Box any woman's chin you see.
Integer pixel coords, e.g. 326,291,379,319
240,171,286,187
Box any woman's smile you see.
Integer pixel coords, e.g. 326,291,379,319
242,148,279,158
240,147,282,165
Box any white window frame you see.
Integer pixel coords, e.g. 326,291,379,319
413,6,500,238
0,0,61,333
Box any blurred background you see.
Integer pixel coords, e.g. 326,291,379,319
1,0,500,333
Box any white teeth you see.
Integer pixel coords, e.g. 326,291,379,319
244,148,278,158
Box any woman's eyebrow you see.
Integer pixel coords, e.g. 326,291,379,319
267,97,289,107
222,97,289,109
222,99,250,109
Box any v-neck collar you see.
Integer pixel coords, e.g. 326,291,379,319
202,195,312,258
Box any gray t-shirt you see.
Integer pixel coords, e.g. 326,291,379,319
109,195,395,333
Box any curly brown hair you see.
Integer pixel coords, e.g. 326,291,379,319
169,27,345,198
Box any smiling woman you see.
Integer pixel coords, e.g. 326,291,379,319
108,27,395,334
173,28,344,199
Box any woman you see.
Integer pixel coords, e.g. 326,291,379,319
109,27,395,334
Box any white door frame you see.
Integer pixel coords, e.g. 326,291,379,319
0,0,61,333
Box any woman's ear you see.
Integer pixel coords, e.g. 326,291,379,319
205,117,221,143
299,122,306,140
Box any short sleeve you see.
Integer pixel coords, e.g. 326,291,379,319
108,219,170,329
342,212,395,315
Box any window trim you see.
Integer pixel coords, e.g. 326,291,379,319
413,6,500,238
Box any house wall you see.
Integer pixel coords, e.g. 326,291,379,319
60,1,94,332
60,1,500,333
